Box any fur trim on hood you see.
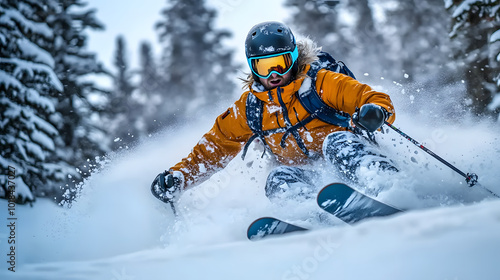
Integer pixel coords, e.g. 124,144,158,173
241,37,321,90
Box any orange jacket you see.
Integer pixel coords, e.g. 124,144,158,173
170,65,396,187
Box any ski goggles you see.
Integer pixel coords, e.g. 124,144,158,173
247,47,299,79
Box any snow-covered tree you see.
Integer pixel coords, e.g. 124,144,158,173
47,0,111,183
446,0,500,116
284,0,392,79
1,0,111,204
156,0,238,122
380,0,457,83
0,0,66,203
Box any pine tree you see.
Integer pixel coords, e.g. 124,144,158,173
446,0,500,116
156,0,238,122
284,0,393,78
0,0,64,203
138,41,160,98
137,41,164,134
284,0,351,58
47,0,111,184
1,0,110,204
345,0,392,77
107,35,138,150
381,0,455,83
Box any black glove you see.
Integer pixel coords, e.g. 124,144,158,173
151,170,183,204
352,104,388,132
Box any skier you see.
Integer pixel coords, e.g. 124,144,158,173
151,21,398,205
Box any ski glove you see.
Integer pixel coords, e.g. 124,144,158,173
151,170,183,204
352,104,388,132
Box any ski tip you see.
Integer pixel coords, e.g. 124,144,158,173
246,217,279,241
316,182,350,205
318,182,351,192
247,217,307,241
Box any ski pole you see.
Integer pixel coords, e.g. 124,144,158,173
384,121,499,198
169,201,178,216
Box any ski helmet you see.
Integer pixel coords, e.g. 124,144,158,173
245,21,299,80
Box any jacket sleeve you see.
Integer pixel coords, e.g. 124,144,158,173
317,70,396,124
169,93,253,188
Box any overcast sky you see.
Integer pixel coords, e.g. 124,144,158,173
85,0,288,81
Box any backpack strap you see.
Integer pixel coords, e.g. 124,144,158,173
245,92,263,136
242,92,271,159
242,51,356,160
311,51,356,79
297,77,351,128
296,51,354,128
275,86,312,157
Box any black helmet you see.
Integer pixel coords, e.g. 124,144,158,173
245,21,299,80
245,21,296,58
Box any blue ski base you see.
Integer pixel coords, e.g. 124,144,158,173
247,183,403,240
317,183,402,224
247,217,307,240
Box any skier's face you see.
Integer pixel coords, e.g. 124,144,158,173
258,71,293,90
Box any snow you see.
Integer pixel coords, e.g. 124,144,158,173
490,29,500,43
2,2,500,276
444,0,454,9
25,141,45,161
0,57,62,95
25,88,56,113
451,0,477,18
0,9,53,39
14,141,29,162
2,56,62,91
0,69,24,94
13,178,34,202
1,98,499,279
31,127,56,153
16,39,57,69
488,94,500,110
27,112,59,136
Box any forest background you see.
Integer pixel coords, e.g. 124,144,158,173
1,0,499,205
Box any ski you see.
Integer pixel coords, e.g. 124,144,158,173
248,183,402,240
247,217,307,240
317,182,402,224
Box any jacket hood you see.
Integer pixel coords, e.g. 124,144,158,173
241,37,321,91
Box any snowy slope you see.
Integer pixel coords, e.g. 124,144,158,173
7,201,500,280
1,91,500,280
